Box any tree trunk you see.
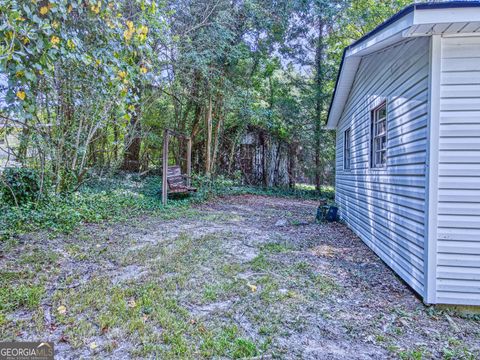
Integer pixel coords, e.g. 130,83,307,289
314,18,325,191
121,105,141,172
288,142,298,189
211,93,223,175
113,120,119,163
189,71,203,141
260,132,268,187
205,96,213,176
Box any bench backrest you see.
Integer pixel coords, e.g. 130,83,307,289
167,165,182,178
167,165,185,190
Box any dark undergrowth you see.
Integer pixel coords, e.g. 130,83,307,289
0,174,334,241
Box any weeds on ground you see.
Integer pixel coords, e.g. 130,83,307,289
1,174,329,241
198,176,333,201
0,284,44,314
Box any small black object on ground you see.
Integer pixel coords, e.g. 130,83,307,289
316,200,339,222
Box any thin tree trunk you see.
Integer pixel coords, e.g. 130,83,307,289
261,132,268,187
288,142,298,189
122,103,141,172
189,71,203,141
274,142,282,187
205,96,213,176
228,131,241,176
71,116,83,171
314,18,325,191
211,93,223,175
211,117,222,175
113,120,119,163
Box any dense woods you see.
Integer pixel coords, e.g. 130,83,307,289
1,0,412,197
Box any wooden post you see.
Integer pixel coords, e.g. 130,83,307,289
162,129,169,206
187,137,192,187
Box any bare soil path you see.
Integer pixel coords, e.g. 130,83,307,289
1,195,479,359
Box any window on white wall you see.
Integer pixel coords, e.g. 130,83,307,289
344,128,351,170
371,102,387,168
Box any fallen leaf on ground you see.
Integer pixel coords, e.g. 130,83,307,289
59,334,69,343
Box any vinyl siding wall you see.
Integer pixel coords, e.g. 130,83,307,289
335,37,430,297
435,36,480,305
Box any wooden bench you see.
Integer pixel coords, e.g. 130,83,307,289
166,165,197,194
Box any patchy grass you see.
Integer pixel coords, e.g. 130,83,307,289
19,249,60,273
54,279,192,351
441,338,478,360
397,347,431,360
261,242,292,253
312,274,341,295
249,254,270,271
202,279,247,303
0,283,45,314
47,231,262,358
1,195,479,359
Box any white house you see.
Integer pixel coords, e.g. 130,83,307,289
327,1,480,306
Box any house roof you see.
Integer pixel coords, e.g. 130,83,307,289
326,1,480,129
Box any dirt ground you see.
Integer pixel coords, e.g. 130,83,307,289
1,195,479,359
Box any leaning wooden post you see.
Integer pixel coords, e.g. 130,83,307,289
162,129,169,206
186,137,192,187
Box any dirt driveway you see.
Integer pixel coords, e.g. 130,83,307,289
1,195,479,359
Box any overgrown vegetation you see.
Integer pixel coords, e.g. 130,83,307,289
0,174,333,240
1,0,412,193
0,167,40,205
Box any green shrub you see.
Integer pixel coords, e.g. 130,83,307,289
0,167,40,206
57,169,78,194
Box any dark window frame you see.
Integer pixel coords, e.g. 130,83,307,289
370,101,387,168
344,127,351,170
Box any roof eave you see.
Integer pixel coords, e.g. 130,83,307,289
326,1,480,130
326,11,414,129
